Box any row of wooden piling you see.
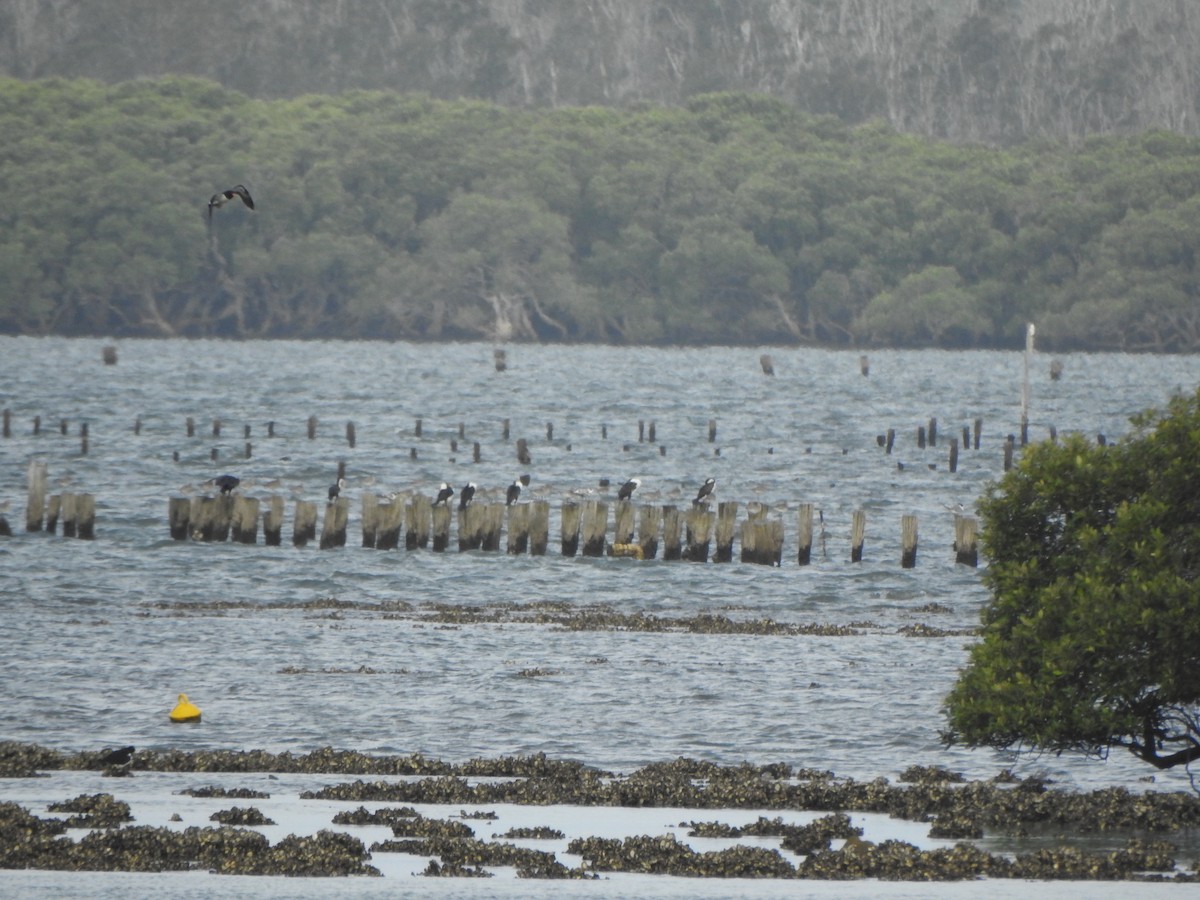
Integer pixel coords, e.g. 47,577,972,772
163,494,979,568
19,462,95,538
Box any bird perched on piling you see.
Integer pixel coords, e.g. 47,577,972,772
459,482,477,510
208,184,254,220
694,477,716,505
328,478,346,501
213,474,240,495
506,480,522,505
617,477,641,501
434,482,454,506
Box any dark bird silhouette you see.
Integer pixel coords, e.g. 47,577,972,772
99,746,135,767
617,477,641,501
434,482,454,506
506,480,521,506
208,184,255,220
328,478,346,501
694,477,716,505
458,482,477,510
213,474,240,495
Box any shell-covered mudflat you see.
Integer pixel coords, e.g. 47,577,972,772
2,742,1198,881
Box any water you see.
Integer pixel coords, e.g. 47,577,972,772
1,338,1198,897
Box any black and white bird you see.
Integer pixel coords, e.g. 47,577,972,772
98,745,135,767
694,477,716,505
208,184,255,220
617,477,641,501
328,478,346,501
506,480,521,505
434,482,455,506
213,474,240,495
458,482,477,510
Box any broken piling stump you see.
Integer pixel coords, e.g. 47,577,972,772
560,501,581,557
507,502,530,555
231,496,259,544
168,497,190,540
638,504,662,560
713,501,739,562
614,500,635,545
662,505,682,560
796,503,814,566
850,510,866,562
581,500,608,557
292,500,318,547
406,495,432,550
263,495,284,546
529,500,550,556
431,503,452,552
900,514,918,568
376,497,404,550
361,494,379,548
25,460,47,532
319,497,350,549
683,507,714,562
955,515,979,567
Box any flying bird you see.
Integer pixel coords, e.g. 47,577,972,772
208,184,255,220
434,482,454,506
458,482,477,510
328,478,346,501
694,477,716,505
617,477,641,501
506,480,522,506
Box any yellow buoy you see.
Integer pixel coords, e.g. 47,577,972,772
169,693,202,723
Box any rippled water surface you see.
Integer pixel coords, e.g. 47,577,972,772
1,338,1198,897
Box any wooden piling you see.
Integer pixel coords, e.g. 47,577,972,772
186,416,195,437
80,422,88,455
212,418,221,437
502,418,510,440
917,425,926,449
231,496,260,544
683,507,714,562
33,415,41,435
25,460,47,532
406,495,432,550
307,415,317,439
516,438,531,465
494,348,507,371
473,441,481,462
928,418,938,446
714,501,739,563
506,502,530,555
561,501,581,556
292,500,318,547
346,422,356,448
638,420,645,442
267,421,275,438
376,497,404,550
529,501,550,555
244,424,251,438
759,353,774,375
59,418,67,435
168,497,191,540
708,419,717,443
796,503,814,565
948,437,959,473
614,500,635,544
648,421,656,443
2,408,9,438
1003,436,1015,471
962,425,970,449
973,417,982,450
263,495,284,546
741,516,783,566
850,510,866,562
45,494,60,534
431,503,451,552
1050,358,1064,380
102,345,117,365
60,494,77,538
0,516,10,536
885,428,895,454
319,498,350,549
458,503,484,551
662,505,682,560
361,494,379,548
546,422,553,441
954,515,979,566
74,494,95,539
481,503,504,551
859,354,869,376
900,514,918,568
638,505,662,559
580,500,608,557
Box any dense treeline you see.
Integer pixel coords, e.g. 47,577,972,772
2,76,1200,348
4,1,1200,146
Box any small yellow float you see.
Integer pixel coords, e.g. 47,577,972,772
169,693,202,723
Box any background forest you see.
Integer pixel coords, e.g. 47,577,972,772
2,0,1200,348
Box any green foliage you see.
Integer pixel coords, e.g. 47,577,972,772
2,75,1200,345
944,390,1200,769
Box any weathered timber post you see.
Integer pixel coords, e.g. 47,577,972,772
406,495,432,550
59,419,67,435
507,502,530,555
0,515,10,536
760,353,774,375
900,514,918,568
134,416,142,435
516,438,531,465
714,501,739,563
708,419,717,443
742,517,783,566
263,495,284,546
213,495,234,542
949,437,959,473
662,505,682,560
529,500,550,556
614,500,635,544
580,500,608,557
72,494,95,539
962,425,970,449
481,503,504,551
2,408,10,437
546,422,553,441
26,460,47,532
859,354,869,376
796,503,814,566
80,422,88,455
361,494,379,548
561,501,581,556
43,494,60,533
212,418,221,437
473,442,481,463
231,496,259,544
102,345,117,365
683,507,714,562
33,415,41,435
307,415,317,439
458,503,484,551
1003,435,1015,472
638,420,645,442
638,505,662,559
431,503,451,552
168,497,191,540
885,428,895,454
1050,358,1064,380
267,421,275,438
414,418,422,438
292,500,317,547
648,421,656,443
917,425,926,449
1020,419,1029,447
210,448,218,462
186,416,195,437
346,422,356,448
502,418,510,440
928,418,938,446
973,417,982,450
244,442,252,459
494,348,507,371
319,497,350,549
244,424,251,439
850,510,866,562
376,497,404,550
954,515,979,566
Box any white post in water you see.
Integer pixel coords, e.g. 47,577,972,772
1021,322,1035,445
